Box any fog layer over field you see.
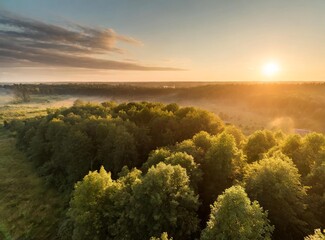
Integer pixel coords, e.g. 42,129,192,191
1,82,324,134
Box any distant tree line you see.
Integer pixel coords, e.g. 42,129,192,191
9,101,325,240
4,82,325,132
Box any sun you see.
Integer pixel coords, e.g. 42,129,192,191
262,61,280,77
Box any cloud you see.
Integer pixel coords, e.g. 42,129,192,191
0,11,181,71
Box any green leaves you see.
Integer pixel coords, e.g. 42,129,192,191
130,163,199,239
201,186,273,240
244,130,276,163
69,164,199,240
15,101,224,190
244,155,308,239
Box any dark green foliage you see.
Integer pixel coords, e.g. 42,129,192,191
281,134,304,172
13,101,223,190
201,186,273,240
200,133,246,215
305,149,325,227
12,84,32,102
98,124,139,177
244,130,276,162
7,96,325,239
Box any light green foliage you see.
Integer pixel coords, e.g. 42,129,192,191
281,134,304,172
130,163,199,239
303,133,325,160
5,94,325,239
281,133,325,176
69,163,199,240
244,130,276,162
223,125,246,147
201,186,273,240
301,133,325,176
175,138,205,163
164,152,203,190
244,154,308,239
69,167,114,240
142,148,172,172
142,149,202,190
192,131,214,153
102,167,142,240
304,229,325,240
150,232,173,240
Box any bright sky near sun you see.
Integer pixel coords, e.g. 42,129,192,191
1,0,325,82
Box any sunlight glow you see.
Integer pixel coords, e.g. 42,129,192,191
262,61,280,77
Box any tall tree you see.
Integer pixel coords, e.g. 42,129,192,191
201,185,273,240
68,167,114,240
244,154,308,239
201,132,244,205
244,130,276,163
129,163,199,239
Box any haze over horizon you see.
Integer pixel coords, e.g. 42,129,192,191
1,0,325,82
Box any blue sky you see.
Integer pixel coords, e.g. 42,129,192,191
1,0,325,82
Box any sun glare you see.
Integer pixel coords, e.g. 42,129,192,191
262,61,280,78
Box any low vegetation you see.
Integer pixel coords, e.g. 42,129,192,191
0,129,65,239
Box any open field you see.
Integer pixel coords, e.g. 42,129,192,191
0,129,65,240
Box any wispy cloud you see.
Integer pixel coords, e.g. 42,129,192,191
0,11,181,71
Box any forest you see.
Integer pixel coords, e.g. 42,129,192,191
4,82,325,133
1,0,325,238
3,96,324,240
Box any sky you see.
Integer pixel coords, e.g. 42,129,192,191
1,0,325,82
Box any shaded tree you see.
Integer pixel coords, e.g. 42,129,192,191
244,154,308,239
201,132,245,205
305,149,325,227
304,229,325,240
199,132,246,224
244,130,276,163
12,84,31,102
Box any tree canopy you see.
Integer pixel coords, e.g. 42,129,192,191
201,185,273,240
244,154,308,239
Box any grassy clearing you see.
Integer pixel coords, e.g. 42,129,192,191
0,95,75,125
0,129,66,240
